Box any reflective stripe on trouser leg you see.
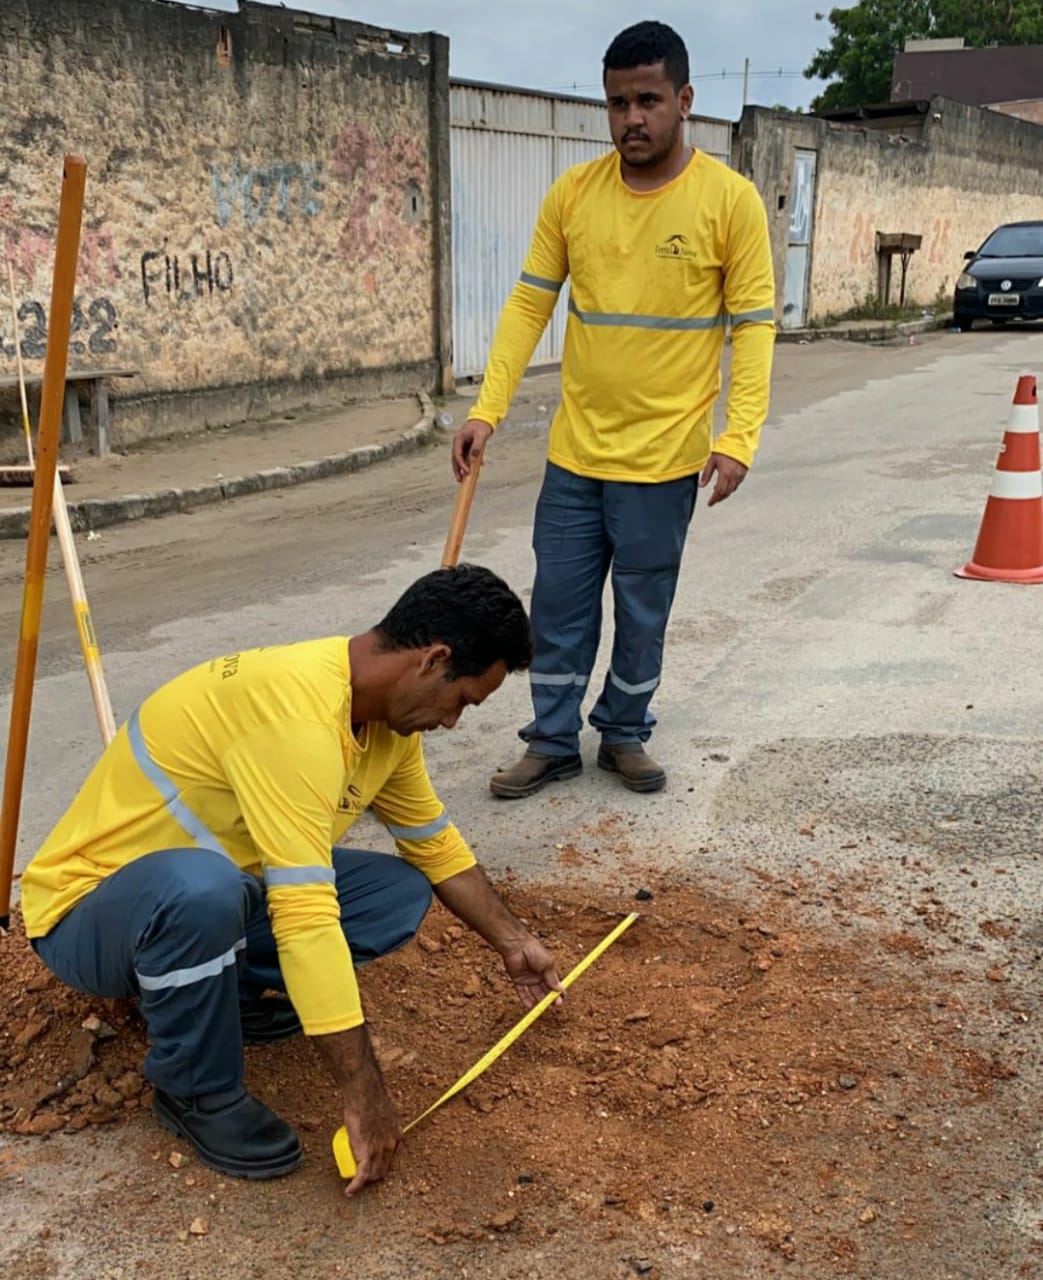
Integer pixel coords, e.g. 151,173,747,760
240,848,434,998
33,848,261,1096
589,471,698,745
520,462,610,756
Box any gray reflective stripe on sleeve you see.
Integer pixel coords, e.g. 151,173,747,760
609,668,660,696
136,938,246,992
127,709,232,858
568,296,725,331
384,811,451,842
730,307,775,326
530,672,589,687
263,866,337,887
520,271,564,293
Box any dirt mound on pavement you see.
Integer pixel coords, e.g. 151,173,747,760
0,878,1024,1272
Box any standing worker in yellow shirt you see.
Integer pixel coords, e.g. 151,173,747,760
453,21,775,797
21,566,562,1193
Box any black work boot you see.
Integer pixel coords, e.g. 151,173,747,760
240,995,302,1045
596,743,667,793
490,747,582,799
152,1087,302,1179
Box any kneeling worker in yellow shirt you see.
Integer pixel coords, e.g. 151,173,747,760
20,565,560,1193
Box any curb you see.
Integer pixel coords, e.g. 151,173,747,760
0,394,439,540
776,313,954,344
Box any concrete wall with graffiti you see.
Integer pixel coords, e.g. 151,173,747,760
735,99,1043,324
0,0,452,448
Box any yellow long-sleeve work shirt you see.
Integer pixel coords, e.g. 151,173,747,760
471,149,775,481
20,639,476,1035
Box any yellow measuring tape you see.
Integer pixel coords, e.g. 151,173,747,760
333,911,638,1179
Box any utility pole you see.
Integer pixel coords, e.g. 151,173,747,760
742,56,750,111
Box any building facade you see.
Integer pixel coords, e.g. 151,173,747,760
0,0,452,452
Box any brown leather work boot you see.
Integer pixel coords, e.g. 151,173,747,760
596,743,667,793
489,748,582,799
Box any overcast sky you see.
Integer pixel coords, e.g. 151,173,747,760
186,1,850,119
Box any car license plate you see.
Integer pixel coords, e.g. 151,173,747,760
988,293,1020,306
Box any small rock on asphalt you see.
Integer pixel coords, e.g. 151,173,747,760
634,888,654,901
14,1112,65,1135
838,1074,859,1090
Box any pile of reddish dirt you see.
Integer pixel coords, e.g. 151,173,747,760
0,941,149,1135
0,879,1026,1272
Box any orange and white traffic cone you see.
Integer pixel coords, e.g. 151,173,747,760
956,374,1043,583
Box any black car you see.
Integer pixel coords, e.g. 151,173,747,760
953,221,1043,330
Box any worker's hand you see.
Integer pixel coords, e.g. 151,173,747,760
313,1023,402,1197
451,418,493,482
499,933,564,1011
341,1060,402,1197
700,453,748,507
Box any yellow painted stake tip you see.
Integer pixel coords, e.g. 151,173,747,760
332,1125,357,1179
332,911,639,1179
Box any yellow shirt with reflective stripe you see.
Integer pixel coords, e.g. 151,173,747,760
20,639,475,1035
471,149,775,481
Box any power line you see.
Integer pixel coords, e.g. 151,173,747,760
697,69,805,82
543,68,806,92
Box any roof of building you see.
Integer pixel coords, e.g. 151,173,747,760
892,44,1043,107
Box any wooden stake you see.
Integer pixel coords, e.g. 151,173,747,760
441,455,483,568
0,156,88,928
7,261,116,748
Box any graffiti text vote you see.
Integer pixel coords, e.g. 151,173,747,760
211,159,323,228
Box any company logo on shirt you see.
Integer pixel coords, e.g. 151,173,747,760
338,783,364,815
208,653,241,680
655,233,697,262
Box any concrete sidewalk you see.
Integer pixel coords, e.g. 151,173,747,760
0,392,438,538
776,311,954,344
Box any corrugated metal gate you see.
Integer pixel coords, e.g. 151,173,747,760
450,79,734,377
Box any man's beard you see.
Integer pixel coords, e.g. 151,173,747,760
622,118,682,168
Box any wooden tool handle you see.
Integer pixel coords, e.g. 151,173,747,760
441,455,483,568
0,156,88,926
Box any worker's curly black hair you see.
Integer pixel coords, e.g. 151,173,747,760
375,564,532,679
603,21,690,92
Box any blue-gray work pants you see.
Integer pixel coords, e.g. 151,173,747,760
33,846,431,1096
521,461,698,756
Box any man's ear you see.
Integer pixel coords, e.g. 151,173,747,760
418,642,453,676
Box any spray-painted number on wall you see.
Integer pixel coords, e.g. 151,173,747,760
1,297,118,360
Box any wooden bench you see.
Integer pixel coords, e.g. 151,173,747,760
0,367,138,459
